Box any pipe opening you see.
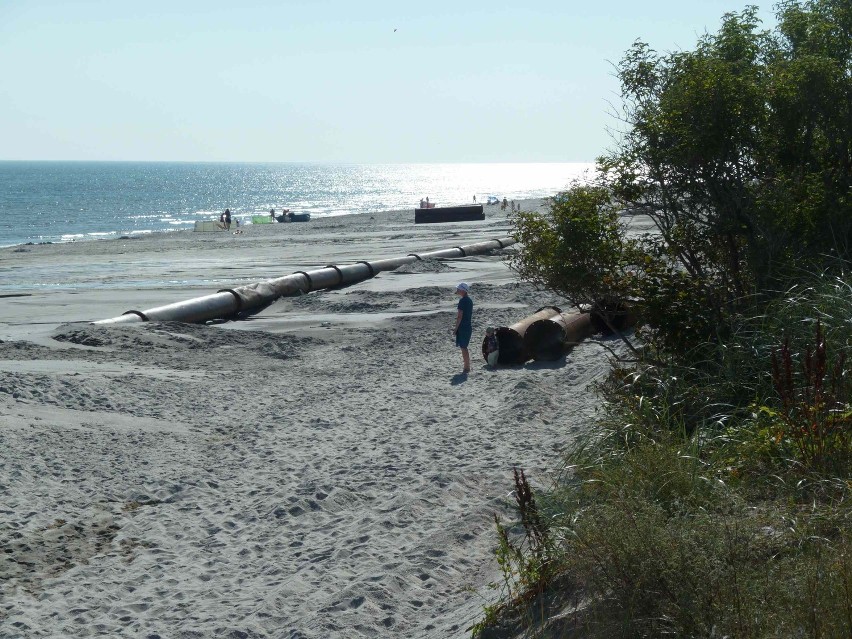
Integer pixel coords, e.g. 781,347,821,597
493,327,527,365
524,320,566,361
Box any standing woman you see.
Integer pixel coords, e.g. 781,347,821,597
454,283,473,373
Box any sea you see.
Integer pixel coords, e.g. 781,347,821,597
0,162,593,248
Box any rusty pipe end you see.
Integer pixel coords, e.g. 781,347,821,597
480,327,528,365
524,319,567,361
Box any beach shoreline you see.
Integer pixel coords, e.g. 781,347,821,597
1,161,591,250
0,196,632,638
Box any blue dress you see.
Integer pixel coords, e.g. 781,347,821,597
456,295,473,348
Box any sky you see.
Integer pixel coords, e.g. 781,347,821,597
0,0,777,163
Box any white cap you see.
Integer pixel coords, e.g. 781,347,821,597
456,282,470,293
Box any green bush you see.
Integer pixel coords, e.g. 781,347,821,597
482,1,852,634
476,273,852,637
511,0,852,353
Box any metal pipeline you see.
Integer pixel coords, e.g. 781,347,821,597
328,263,374,286
96,291,243,325
523,311,596,361
368,256,421,273
96,237,515,325
416,247,465,260
482,306,562,365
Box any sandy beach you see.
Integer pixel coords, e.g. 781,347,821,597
0,201,639,638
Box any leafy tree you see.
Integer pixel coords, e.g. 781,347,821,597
512,0,852,354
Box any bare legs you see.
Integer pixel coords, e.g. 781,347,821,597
461,347,470,372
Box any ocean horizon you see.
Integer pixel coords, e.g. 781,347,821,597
0,161,594,248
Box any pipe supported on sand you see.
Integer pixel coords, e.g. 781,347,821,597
482,306,562,365
489,304,638,364
95,237,515,325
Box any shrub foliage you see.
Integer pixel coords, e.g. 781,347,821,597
511,0,852,352
481,1,852,636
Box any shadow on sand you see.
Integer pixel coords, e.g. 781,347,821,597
523,357,568,370
450,371,469,385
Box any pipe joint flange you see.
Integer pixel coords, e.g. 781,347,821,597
407,253,423,261
294,271,314,292
325,264,344,287
122,310,150,322
454,246,467,256
493,238,506,248
355,260,376,277
535,305,562,314
217,288,244,311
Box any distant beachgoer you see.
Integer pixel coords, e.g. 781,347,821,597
501,197,508,210
420,198,425,208
454,282,473,373
473,194,477,203
511,199,515,212
224,209,232,230
484,326,499,367
426,197,430,208
270,208,275,220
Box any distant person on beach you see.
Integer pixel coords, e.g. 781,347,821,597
484,326,499,367
420,198,425,208
270,208,275,221
501,197,508,210
454,282,473,373
473,194,477,203
223,209,232,230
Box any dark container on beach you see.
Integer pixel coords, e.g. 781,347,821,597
414,204,484,224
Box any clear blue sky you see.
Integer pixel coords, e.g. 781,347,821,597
0,0,776,162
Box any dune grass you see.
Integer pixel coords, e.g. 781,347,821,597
473,273,852,638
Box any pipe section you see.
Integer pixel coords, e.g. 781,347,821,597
483,306,561,365
96,237,515,325
523,312,595,361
